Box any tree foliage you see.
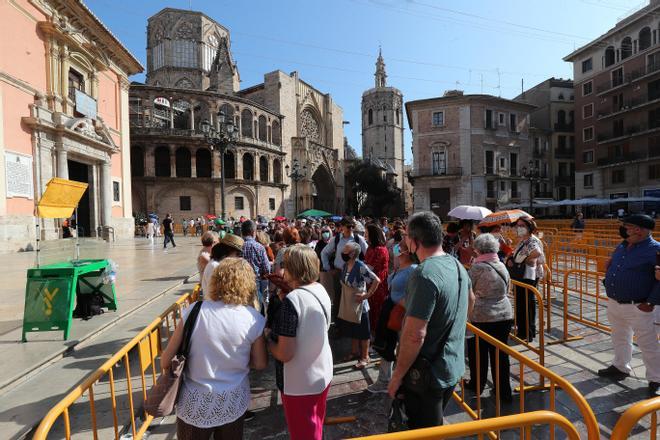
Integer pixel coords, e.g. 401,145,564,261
346,161,403,217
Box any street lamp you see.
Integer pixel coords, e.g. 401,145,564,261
285,158,307,217
522,160,541,214
201,110,238,220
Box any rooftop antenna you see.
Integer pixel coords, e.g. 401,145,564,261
521,78,524,97
496,68,501,97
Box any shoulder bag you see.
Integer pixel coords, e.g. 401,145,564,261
402,259,463,395
144,300,203,417
506,241,528,281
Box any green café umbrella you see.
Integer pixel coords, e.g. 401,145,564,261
214,218,226,225
297,209,333,218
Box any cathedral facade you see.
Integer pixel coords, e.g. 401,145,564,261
361,51,406,211
129,8,345,221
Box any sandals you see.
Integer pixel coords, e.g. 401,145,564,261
353,358,370,370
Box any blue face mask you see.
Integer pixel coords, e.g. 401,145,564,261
393,243,401,257
322,231,331,240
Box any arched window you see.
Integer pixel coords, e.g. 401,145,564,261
639,27,651,51
241,109,253,137
273,159,282,184
272,120,281,146
558,110,566,125
131,146,144,177
368,109,373,125
258,115,267,141
621,36,632,59
155,146,171,177
223,151,235,179
175,147,191,177
605,46,615,67
259,156,268,181
196,148,211,177
243,153,254,180
220,103,234,122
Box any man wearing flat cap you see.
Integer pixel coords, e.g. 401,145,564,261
598,214,660,397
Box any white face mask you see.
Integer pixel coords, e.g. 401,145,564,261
516,227,527,237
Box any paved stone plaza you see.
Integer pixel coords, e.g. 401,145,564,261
0,239,655,439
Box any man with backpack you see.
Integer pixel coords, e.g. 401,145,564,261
321,216,368,322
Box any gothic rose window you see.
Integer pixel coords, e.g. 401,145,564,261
300,109,321,142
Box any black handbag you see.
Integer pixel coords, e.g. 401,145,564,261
507,243,527,281
402,259,463,394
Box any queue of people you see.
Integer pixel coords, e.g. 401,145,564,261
154,208,660,438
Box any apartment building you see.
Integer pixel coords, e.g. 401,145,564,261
405,91,535,218
564,0,660,215
516,78,576,215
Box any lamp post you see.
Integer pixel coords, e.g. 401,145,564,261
522,160,540,214
285,158,307,217
201,110,237,220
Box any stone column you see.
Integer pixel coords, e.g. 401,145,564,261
100,160,112,226
191,148,197,178
169,104,174,129
212,149,220,178
56,145,68,179
236,150,243,180
145,147,155,176
189,102,195,130
170,145,177,178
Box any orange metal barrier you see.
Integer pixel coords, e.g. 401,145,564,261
453,323,599,440
611,396,660,440
350,410,581,440
32,292,196,440
550,270,609,345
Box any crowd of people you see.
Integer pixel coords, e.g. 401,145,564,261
156,210,660,439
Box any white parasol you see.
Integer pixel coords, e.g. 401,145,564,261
447,205,493,220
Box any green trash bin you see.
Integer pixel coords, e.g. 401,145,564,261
22,259,118,341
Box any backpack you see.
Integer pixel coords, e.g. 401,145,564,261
329,232,365,268
73,293,105,320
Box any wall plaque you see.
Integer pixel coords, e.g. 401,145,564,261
5,151,33,199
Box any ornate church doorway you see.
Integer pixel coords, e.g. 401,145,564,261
311,166,335,213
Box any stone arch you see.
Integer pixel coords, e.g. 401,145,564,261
311,165,335,212
174,77,194,89
154,146,170,177
131,145,145,177
175,147,191,177
258,115,267,141
273,158,282,183
259,155,269,182
243,152,254,180
639,26,651,51
224,150,236,179
69,52,94,73
226,185,256,219
272,120,281,146
196,148,212,178
220,102,234,121
621,36,632,59
241,109,253,137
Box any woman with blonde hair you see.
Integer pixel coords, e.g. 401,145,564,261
161,258,267,439
268,244,332,440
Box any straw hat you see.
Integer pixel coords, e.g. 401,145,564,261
220,234,244,252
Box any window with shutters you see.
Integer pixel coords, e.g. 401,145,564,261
432,111,444,127
432,151,446,175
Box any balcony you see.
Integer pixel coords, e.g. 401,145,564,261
408,167,463,178
534,191,554,198
596,150,646,167
629,60,660,82
597,122,660,143
597,94,660,119
553,121,575,132
554,175,573,185
554,148,575,159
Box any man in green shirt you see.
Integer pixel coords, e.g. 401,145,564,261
388,211,474,429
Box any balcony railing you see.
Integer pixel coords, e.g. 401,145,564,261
553,122,575,132
131,126,202,137
596,150,646,166
596,121,660,143
597,94,660,119
409,167,463,178
534,191,554,198
554,148,575,159
596,61,660,95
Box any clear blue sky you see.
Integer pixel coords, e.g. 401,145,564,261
87,0,642,162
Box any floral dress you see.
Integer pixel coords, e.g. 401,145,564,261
365,245,389,332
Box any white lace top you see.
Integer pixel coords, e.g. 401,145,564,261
175,300,265,428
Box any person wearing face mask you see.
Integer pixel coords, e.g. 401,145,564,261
337,241,381,370
267,244,333,440
598,215,660,398
369,237,418,394
505,217,544,342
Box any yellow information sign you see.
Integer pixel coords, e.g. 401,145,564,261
36,178,88,219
